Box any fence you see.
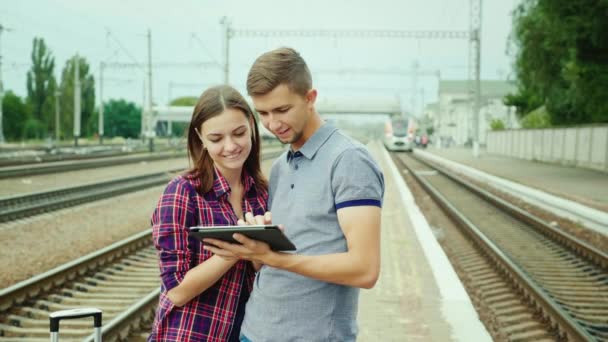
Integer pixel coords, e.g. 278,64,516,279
486,125,608,172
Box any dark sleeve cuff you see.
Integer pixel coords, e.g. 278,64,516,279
336,199,382,210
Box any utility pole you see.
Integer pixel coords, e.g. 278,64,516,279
74,55,81,147
0,24,10,144
99,62,104,144
146,29,154,152
54,90,61,141
436,70,442,149
220,17,231,84
167,81,172,136
420,88,425,117
469,0,482,157
141,79,146,140
410,61,419,117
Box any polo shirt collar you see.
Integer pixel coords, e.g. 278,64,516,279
287,123,338,162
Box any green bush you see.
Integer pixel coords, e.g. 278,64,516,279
490,119,506,131
521,106,551,129
22,118,46,139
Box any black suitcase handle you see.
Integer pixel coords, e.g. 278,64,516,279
49,308,102,342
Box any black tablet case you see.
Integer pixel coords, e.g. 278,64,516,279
188,225,296,251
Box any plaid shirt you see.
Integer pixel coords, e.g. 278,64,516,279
149,168,268,342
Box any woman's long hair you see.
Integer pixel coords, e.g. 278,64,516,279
186,85,267,194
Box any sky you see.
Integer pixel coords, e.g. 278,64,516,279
1,0,521,114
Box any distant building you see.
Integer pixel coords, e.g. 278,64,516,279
434,80,518,146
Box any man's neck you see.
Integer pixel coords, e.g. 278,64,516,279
292,112,324,151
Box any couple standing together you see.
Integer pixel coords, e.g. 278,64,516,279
148,47,385,342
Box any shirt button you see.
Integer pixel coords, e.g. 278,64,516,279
295,165,299,170
290,184,294,189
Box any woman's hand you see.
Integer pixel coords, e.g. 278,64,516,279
238,211,272,226
205,211,284,265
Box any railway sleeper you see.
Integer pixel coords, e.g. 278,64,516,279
72,282,155,294
60,289,144,299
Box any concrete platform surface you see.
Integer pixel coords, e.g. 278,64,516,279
422,147,608,212
357,142,491,342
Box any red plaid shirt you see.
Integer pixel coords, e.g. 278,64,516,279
149,167,268,342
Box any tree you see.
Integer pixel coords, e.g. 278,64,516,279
167,96,197,137
26,37,56,136
2,91,31,140
58,55,95,138
170,96,197,106
101,99,141,138
506,0,608,125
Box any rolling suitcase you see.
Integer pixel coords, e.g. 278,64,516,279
49,307,102,342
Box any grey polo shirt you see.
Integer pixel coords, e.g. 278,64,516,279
241,124,385,342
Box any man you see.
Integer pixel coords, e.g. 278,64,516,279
205,47,384,342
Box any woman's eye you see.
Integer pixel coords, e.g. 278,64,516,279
209,139,221,143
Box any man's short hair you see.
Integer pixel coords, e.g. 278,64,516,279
247,47,312,97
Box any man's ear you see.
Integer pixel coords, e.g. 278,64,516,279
249,115,257,143
306,89,317,106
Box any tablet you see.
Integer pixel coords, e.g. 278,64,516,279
188,225,296,251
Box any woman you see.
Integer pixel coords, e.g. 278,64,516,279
148,85,268,342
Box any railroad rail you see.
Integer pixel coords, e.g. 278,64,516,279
392,151,608,341
0,146,181,168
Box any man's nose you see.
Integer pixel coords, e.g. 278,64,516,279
268,118,282,132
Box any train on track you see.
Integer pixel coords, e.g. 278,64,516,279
383,116,416,152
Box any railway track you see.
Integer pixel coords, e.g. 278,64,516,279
0,151,186,179
0,171,180,223
0,149,285,340
0,148,286,224
392,151,608,341
0,230,157,341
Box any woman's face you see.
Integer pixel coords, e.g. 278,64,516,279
197,108,252,176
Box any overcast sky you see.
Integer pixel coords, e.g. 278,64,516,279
1,0,521,113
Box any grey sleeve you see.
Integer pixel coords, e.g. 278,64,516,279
331,147,385,209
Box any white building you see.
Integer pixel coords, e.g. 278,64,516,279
434,80,518,146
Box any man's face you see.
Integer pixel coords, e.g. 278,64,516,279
252,84,315,150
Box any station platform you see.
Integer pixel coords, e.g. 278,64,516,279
412,146,608,239
420,146,608,212
357,142,491,341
